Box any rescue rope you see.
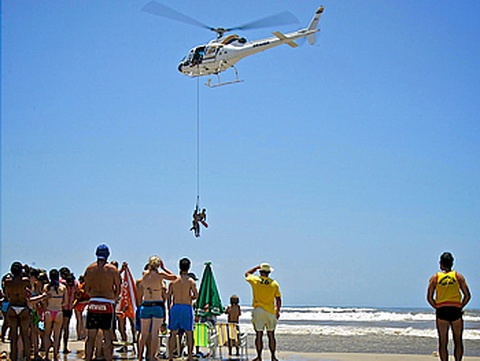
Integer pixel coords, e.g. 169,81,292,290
196,77,200,208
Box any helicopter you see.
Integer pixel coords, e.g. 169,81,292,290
142,2,324,87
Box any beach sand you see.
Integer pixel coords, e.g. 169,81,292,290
1,339,480,361
278,350,480,360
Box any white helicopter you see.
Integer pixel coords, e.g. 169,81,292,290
142,2,324,87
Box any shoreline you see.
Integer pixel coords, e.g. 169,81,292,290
1,340,480,361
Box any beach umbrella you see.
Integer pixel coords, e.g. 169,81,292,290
195,261,224,317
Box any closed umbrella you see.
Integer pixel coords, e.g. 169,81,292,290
195,261,224,317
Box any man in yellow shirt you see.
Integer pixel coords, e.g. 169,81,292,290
427,252,471,361
245,263,282,361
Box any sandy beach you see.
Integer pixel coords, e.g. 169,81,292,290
1,339,480,361
277,351,480,361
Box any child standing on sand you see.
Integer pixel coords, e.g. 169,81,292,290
225,295,241,356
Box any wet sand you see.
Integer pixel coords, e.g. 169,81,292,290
1,339,480,361
277,351,480,361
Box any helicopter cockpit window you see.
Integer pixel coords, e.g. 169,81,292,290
191,46,205,66
184,50,194,63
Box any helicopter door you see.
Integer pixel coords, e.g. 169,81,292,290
203,45,218,61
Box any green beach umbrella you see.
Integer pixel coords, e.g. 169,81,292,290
195,261,224,317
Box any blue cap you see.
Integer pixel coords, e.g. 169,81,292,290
96,244,110,260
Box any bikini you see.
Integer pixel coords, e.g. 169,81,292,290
45,309,61,322
140,300,166,319
9,305,28,315
46,294,64,321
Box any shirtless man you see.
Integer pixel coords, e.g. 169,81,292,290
137,256,177,361
166,258,198,361
3,262,31,361
83,245,121,361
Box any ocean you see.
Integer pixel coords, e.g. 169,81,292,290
219,306,480,356
2,306,479,356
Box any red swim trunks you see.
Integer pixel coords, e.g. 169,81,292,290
86,300,115,330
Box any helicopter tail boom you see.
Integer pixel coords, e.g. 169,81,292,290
272,31,298,48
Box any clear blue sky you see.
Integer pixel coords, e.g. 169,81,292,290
2,0,479,308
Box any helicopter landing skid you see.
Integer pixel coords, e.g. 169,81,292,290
205,66,244,88
205,78,244,88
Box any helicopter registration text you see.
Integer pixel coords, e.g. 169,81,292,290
253,41,271,48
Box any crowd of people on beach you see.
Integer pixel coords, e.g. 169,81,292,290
1,264,85,361
0,247,472,361
0,244,282,361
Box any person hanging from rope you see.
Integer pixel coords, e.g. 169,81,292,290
199,208,208,229
189,206,208,238
190,207,200,238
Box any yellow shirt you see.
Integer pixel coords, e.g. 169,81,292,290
246,274,281,314
436,271,462,307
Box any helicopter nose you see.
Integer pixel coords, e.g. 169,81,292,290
178,63,184,73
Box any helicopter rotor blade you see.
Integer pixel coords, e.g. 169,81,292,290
141,1,212,31
228,11,299,32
